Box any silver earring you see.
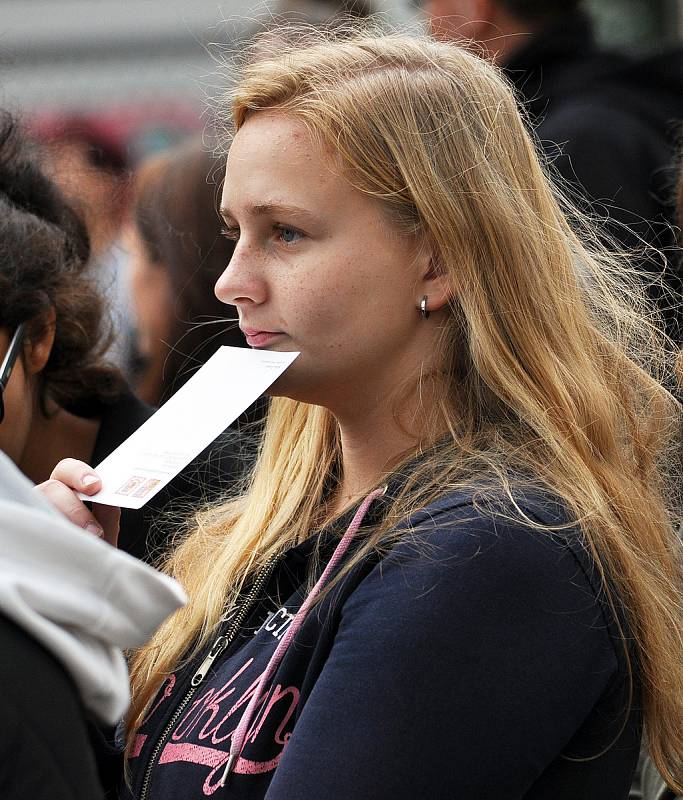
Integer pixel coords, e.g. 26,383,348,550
420,295,430,320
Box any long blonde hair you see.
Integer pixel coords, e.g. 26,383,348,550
127,28,683,788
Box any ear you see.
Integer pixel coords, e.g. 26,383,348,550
24,309,56,375
415,243,451,315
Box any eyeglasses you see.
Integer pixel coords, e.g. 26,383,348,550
0,323,27,424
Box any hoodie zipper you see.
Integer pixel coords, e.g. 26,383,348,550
138,554,280,800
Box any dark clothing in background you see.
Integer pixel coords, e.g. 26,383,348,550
119,486,640,800
504,10,683,341
88,389,153,558
0,614,103,800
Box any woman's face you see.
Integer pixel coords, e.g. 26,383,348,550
216,112,438,412
0,328,32,464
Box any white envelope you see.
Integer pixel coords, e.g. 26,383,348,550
80,346,298,509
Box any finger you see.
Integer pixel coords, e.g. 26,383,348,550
93,503,121,548
37,479,104,537
49,458,101,495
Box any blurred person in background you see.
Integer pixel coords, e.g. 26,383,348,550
33,115,137,372
0,114,124,479
126,139,246,406
0,114,244,562
423,0,683,341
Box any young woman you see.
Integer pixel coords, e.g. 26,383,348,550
40,29,683,799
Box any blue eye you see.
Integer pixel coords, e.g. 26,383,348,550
277,226,303,244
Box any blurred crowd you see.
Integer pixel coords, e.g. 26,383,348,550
0,0,682,799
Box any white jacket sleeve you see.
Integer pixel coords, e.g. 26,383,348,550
0,452,186,724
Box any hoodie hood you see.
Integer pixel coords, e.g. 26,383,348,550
0,452,187,724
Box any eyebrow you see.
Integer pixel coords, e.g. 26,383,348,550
219,202,316,222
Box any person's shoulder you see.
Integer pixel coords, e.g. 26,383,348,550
387,484,591,586
401,483,572,539
351,483,620,665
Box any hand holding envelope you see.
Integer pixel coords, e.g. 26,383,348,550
38,461,121,544
35,347,299,537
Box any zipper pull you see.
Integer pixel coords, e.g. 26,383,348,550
190,635,229,687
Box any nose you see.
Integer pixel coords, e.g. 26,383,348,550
214,241,267,309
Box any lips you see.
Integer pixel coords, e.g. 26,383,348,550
240,327,282,348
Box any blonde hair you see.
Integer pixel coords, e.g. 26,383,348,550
127,28,683,788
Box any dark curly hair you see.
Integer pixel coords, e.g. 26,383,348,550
0,112,122,413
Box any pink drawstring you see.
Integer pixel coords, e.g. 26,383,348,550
219,485,387,787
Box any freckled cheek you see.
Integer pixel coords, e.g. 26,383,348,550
319,305,369,357
285,295,332,343
276,254,375,345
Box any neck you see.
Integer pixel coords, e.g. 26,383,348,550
19,398,101,484
327,381,445,519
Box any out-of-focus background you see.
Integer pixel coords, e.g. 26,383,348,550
2,0,680,162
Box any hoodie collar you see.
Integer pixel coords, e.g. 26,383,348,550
282,440,447,567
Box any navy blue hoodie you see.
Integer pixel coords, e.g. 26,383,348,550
120,484,640,800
